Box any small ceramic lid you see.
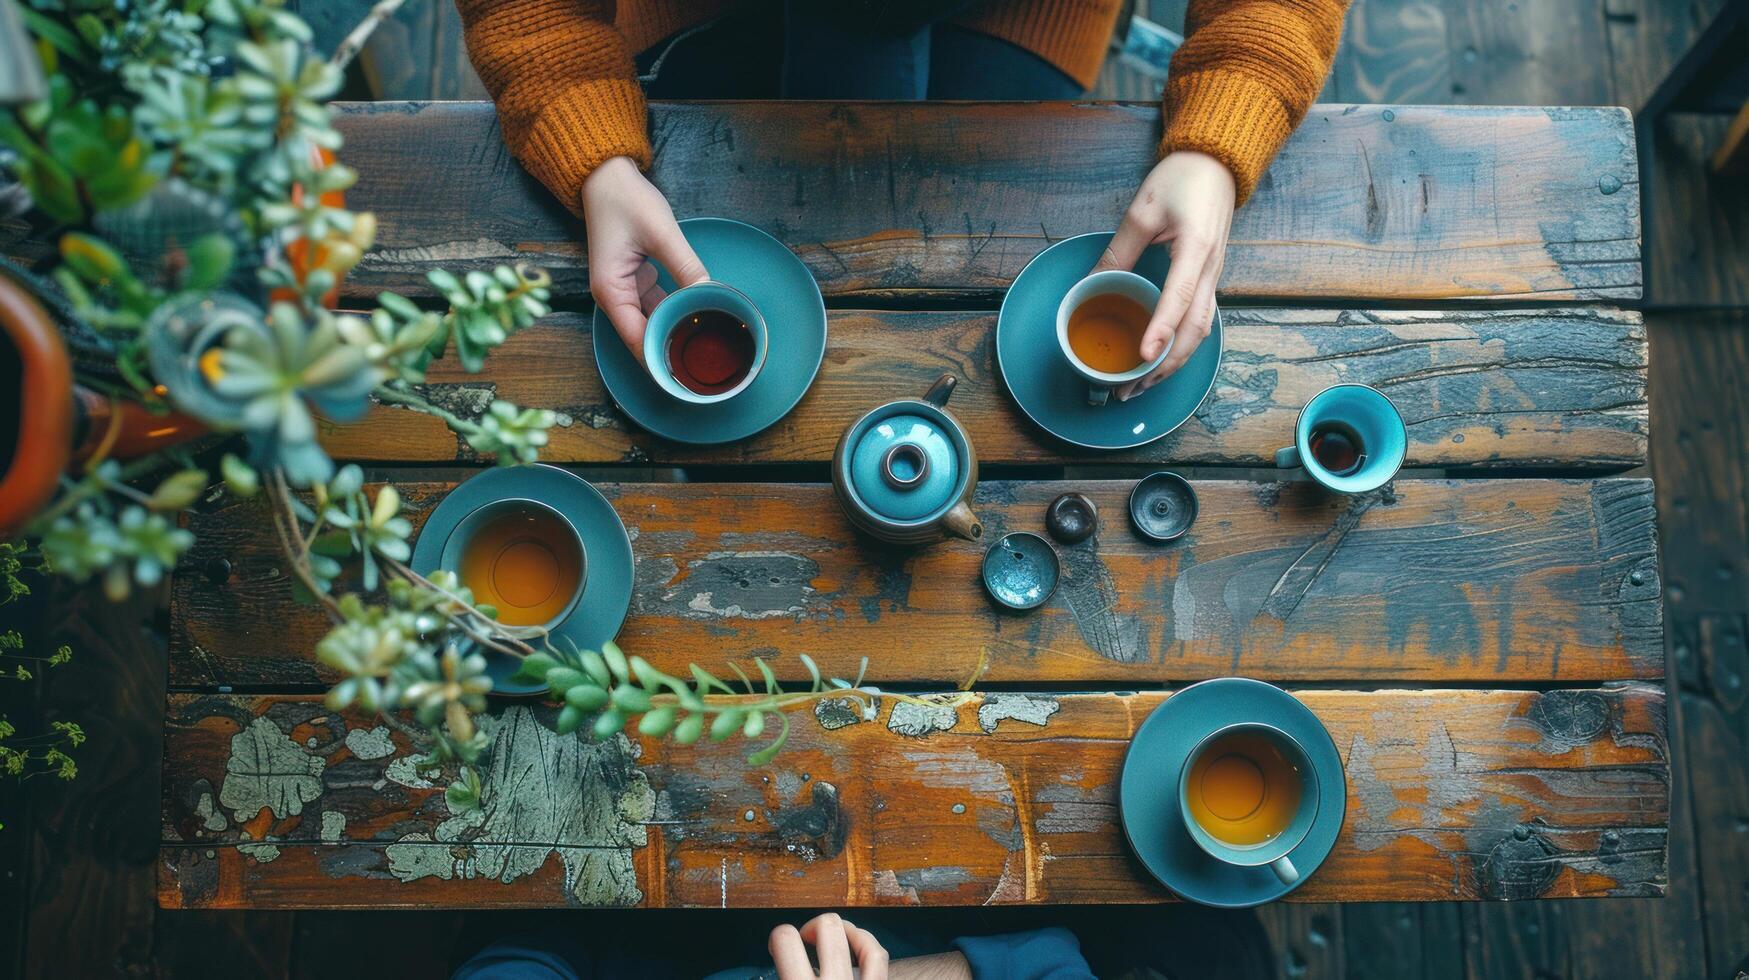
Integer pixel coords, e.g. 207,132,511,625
847,413,962,522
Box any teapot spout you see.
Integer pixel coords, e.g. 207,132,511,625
923,374,958,408
941,500,983,541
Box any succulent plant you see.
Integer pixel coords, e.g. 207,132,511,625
317,594,421,714
426,265,553,372
467,400,557,465
213,303,384,486
339,292,443,384
132,68,267,188
319,482,413,592
233,39,342,153
37,498,193,601
404,643,493,743
0,75,160,223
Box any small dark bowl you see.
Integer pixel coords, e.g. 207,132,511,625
981,531,1061,611
1129,472,1198,543
1046,492,1099,545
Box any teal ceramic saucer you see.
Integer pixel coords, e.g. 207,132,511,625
593,217,827,444
409,464,634,696
1119,678,1346,908
996,233,1222,449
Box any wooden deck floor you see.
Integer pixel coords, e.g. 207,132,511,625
4,0,1746,976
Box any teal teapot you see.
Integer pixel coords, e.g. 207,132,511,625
832,374,983,546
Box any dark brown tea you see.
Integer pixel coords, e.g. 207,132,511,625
666,309,756,396
1309,422,1365,476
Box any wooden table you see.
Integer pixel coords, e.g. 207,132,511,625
157,101,1662,909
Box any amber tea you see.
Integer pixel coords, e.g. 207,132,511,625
1185,730,1305,847
1065,293,1150,375
457,504,584,627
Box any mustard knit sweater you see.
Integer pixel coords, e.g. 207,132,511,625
456,0,1347,214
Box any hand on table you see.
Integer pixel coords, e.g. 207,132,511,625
769,913,889,979
1093,150,1236,401
581,155,709,363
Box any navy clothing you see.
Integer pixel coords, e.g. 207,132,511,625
637,3,1083,101
955,927,1094,980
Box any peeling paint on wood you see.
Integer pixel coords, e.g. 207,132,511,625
159,688,1669,907
219,716,325,822
381,708,655,906
385,756,435,789
344,725,396,760
888,698,960,737
978,694,1060,733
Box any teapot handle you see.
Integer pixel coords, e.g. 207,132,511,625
923,374,958,408
941,500,983,541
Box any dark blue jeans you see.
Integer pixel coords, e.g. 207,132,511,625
637,1,1084,100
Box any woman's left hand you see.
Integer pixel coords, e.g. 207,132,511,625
1091,150,1236,401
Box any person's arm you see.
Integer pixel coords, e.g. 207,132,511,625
456,0,706,359
455,0,648,217
1095,0,1349,399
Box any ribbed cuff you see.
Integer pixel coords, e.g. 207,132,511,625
514,78,653,218
1160,70,1293,206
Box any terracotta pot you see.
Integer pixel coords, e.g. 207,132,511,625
1,275,207,537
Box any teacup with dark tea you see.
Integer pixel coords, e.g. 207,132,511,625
1274,384,1406,493
642,282,768,405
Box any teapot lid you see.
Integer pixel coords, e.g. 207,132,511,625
846,411,963,522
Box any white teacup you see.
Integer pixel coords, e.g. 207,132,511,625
1055,270,1169,405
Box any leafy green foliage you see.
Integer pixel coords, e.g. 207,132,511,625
0,75,160,223
426,265,553,372
467,401,557,465
512,642,872,766
4,0,875,822
0,542,83,827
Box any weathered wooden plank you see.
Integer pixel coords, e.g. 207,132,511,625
331,101,1641,302
169,478,1662,689
316,306,1649,469
156,685,1669,909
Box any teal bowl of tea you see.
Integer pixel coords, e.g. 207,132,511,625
439,498,587,631
642,281,768,405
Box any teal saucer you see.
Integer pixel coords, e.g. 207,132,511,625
1119,678,1346,908
409,465,634,697
996,233,1222,449
593,217,827,444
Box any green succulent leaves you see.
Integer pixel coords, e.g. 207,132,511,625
512,642,871,766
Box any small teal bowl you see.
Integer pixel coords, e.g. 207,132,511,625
981,531,1060,611
642,280,768,405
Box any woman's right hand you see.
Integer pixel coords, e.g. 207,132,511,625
581,155,709,362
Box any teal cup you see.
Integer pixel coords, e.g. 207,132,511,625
1274,383,1406,493
642,281,768,405
1178,722,1321,885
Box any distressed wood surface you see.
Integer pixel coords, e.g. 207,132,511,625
169,478,1662,688
156,685,1669,909
329,101,1641,303
317,307,1649,469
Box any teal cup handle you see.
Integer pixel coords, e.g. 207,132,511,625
1087,383,1111,407
1270,854,1299,885
1276,384,1406,494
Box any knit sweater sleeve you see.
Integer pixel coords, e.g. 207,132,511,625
455,0,649,217
1160,0,1349,205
